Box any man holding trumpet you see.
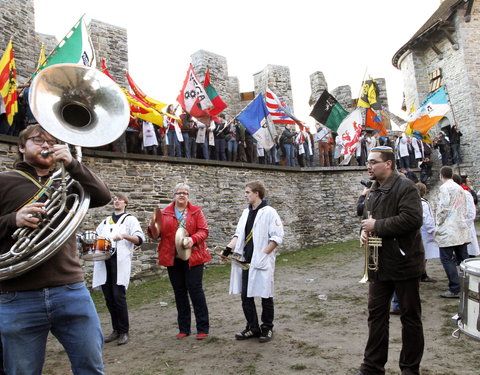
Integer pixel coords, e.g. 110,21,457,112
356,146,425,375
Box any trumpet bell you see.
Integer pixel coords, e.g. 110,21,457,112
29,63,129,147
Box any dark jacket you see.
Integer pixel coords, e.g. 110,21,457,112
364,171,425,281
280,128,295,145
0,160,111,292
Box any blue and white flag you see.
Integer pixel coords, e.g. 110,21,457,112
237,95,276,151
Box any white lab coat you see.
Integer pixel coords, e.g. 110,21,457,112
396,136,409,157
92,213,145,290
465,191,480,256
229,205,284,298
412,138,424,159
420,198,439,259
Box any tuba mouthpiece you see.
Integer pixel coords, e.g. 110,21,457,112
41,150,54,158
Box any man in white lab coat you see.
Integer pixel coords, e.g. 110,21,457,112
92,193,145,345
226,181,284,343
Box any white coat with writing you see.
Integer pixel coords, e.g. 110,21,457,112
229,206,284,298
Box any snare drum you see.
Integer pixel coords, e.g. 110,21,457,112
80,231,113,261
457,258,480,340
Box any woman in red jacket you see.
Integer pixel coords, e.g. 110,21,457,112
147,183,211,339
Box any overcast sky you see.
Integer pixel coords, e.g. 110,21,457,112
34,0,441,125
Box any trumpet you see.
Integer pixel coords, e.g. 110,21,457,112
212,246,250,270
359,231,382,284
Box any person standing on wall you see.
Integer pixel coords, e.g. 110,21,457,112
224,181,284,343
92,193,145,346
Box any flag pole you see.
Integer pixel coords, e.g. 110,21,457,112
18,15,86,97
443,83,462,174
227,93,261,125
29,15,85,78
356,66,368,106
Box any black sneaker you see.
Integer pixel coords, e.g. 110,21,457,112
259,328,273,343
104,330,119,343
235,328,260,340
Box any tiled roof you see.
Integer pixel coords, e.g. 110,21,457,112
392,0,465,68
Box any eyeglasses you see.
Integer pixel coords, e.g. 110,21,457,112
366,160,385,166
175,192,189,196
27,136,57,147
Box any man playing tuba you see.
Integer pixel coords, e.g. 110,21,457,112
0,124,111,375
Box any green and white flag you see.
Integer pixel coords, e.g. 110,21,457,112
42,16,96,70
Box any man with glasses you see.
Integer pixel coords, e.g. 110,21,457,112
356,146,425,375
0,124,111,374
92,193,145,345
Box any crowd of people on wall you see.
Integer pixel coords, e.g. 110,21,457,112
0,97,465,174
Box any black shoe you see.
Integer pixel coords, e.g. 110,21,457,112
104,330,119,343
421,275,437,283
117,333,129,345
259,328,273,343
235,328,260,340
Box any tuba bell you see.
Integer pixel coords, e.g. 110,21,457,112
0,64,129,280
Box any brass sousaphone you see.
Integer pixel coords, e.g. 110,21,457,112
0,64,129,280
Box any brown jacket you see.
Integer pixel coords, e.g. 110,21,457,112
0,160,111,292
364,171,425,281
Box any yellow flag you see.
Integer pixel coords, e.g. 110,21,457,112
36,44,46,70
0,40,18,125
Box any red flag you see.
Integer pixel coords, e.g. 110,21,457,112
177,64,212,118
204,69,227,116
0,40,18,125
100,59,115,81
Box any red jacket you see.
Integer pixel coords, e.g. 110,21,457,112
148,202,210,267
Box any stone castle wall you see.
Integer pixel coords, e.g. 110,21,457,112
398,2,480,181
253,64,294,111
0,135,366,282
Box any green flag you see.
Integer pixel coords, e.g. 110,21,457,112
309,90,348,132
42,16,96,70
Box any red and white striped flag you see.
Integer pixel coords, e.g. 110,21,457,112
265,88,296,125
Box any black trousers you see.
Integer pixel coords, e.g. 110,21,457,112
241,269,274,331
360,278,424,375
101,254,129,334
167,259,209,334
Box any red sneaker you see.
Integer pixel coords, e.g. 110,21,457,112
176,333,189,339
196,333,208,340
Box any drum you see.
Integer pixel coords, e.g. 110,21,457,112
79,231,113,261
456,258,480,340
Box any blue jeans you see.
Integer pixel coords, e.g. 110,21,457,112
451,143,462,164
167,130,182,157
439,244,468,293
181,133,191,158
0,282,104,375
215,138,227,161
399,156,410,169
197,140,209,160
284,143,295,167
227,139,238,154
189,136,197,159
